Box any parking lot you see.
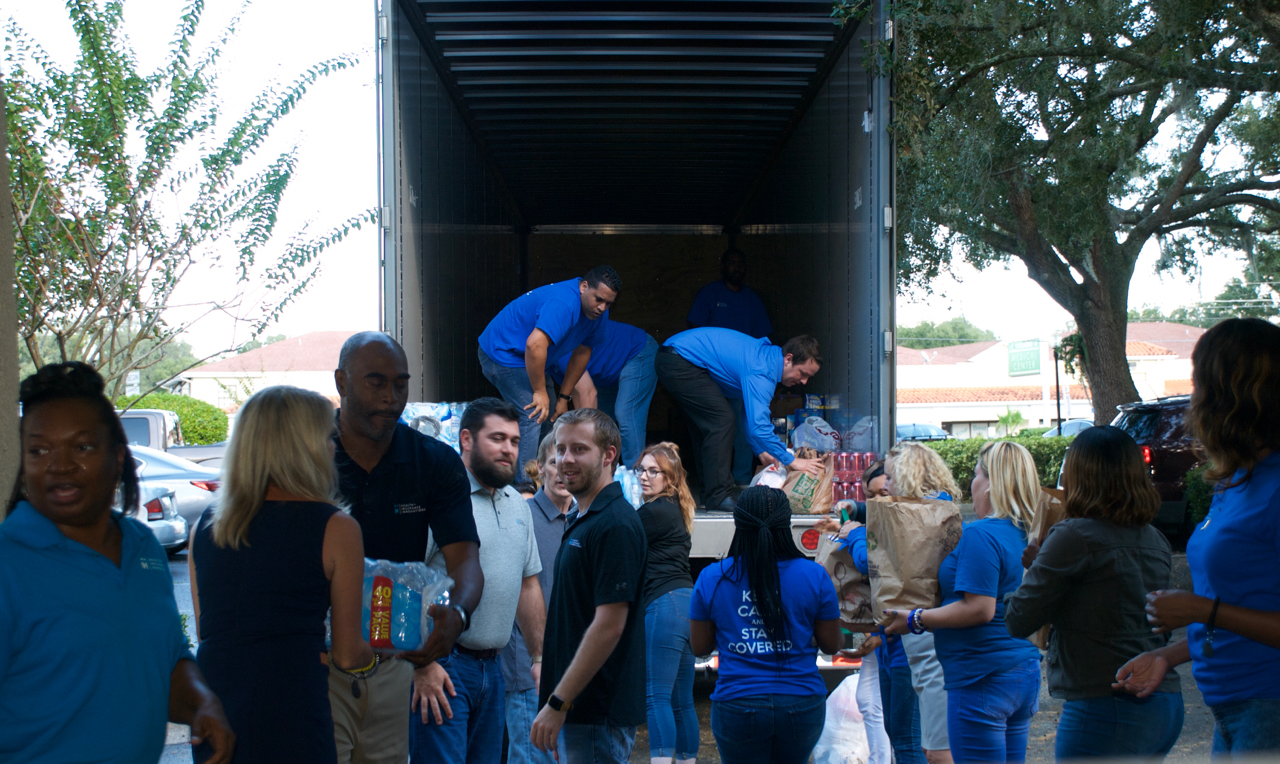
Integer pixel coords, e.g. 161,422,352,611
165,551,1213,764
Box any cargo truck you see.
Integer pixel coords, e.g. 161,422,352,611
375,0,897,574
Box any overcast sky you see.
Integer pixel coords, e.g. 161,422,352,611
6,0,1243,357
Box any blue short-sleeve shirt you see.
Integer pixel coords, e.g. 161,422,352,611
551,320,649,387
687,281,773,339
691,556,839,701
479,279,609,369
0,502,194,762
1186,451,1280,705
933,517,1040,688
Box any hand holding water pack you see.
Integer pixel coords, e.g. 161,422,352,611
362,559,453,653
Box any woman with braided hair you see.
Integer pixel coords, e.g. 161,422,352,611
690,486,841,764
0,362,235,761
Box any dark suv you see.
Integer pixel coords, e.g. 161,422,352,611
1110,396,1200,535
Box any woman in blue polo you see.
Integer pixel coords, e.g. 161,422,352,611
1126,318,1280,755
883,441,1041,764
691,486,841,764
0,362,234,762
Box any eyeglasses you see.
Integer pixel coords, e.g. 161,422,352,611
638,468,664,479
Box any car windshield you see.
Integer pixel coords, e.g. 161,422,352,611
121,417,150,447
1112,408,1160,444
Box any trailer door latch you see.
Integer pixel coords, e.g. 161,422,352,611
883,206,894,231
884,330,894,356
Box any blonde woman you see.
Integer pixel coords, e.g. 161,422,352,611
884,441,1042,764
636,443,699,764
190,386,373,764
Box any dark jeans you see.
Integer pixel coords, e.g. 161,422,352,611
408,651,505,764
562,723,637,764
654,349,736,508
945,658,1040,764
1210,698,1280,757
711,693,826,764
880,658,925,764
1055,692,1184,761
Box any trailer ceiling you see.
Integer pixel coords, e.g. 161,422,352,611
401,0,857,226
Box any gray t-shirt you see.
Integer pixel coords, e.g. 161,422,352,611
425,471,541,650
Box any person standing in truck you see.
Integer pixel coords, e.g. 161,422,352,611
478,265,621,473
330,332,484,764
687,247,773,485
655,328,823,512
552,319,659,468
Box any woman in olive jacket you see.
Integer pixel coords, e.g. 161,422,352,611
1005,426,1184,761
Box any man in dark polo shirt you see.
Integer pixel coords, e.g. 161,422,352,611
330,331,484,764
531,408,646,764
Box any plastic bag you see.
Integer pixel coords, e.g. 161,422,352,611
401,402,468,453
613,466,643,508
362,559,454,653
749,463,787,489
792,416,839,452
812,673,869,764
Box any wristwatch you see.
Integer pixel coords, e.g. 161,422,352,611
451,604,471,632
557,392,573,403
548,693,574,712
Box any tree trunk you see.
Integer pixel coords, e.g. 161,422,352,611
1074,300,1141,425
0,78,19,519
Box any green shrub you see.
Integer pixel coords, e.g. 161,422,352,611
1185,463,1214,525
116,392,228,445
923,434,1070,500
1020,427,1051,437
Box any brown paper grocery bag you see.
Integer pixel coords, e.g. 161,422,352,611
781,451,834,515
1027,487,1067,649
866,497,964,623
814,531,876,630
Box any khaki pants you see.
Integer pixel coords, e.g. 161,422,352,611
329,657,413,764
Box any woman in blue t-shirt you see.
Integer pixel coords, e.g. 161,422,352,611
1119,318,1280,756
884,441,1042,764
690,486,841,764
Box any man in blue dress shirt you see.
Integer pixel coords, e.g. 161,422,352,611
656,328,823,511
478,265,621,471
687,248,773,483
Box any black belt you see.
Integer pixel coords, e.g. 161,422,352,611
658,346,680,355
454,644,500,660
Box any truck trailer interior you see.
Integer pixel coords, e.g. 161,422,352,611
377,0,896,467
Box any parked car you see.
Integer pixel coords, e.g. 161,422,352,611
131,445,221,530
1042,419,1094,438
116,483,188,554
118,408,228,467
1109,396,1199,535
896,423,952,442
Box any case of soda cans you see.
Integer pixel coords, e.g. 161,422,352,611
832,451,881,502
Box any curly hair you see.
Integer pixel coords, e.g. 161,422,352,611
8,362,138,515
886,441,962,501
1061,426,1160,527
635,442,696,532
1188,318,1280,484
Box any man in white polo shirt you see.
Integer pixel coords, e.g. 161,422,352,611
410,397,546,764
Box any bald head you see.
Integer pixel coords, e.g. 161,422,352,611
335,331,410,445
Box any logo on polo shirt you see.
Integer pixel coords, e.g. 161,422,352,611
139,557,167,571
568,538,582,548
394,503,427,515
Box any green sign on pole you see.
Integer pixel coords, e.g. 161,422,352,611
1008,340,1041,377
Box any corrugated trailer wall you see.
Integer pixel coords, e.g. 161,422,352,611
737,19,891,450
386,2,523,402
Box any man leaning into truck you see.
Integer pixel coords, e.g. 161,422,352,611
477,265,621,473
656,328,823,511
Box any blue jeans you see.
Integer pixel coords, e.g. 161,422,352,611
409,651,505,764
478,347,551,474
711,693,826,764
945,658,1040,764
562,723,637,764
505,688,561,764
880,658,925,764
595,336,659,467
1055,692,1184,760
645,588,698,759
1210,698,1280,757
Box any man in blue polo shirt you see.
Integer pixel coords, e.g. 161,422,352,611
656,328,823,511
552,320,659,467
479,265,621,471
687,248,773,485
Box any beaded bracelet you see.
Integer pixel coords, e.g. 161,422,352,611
336,652,382,679
909,608,928,635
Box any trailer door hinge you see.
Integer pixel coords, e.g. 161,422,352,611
884,331,895,356
883,206,894,231
380,206,391,229
378,15,390,42
885,20,894,40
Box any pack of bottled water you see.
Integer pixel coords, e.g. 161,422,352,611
360,559,454,653
614,465,644,509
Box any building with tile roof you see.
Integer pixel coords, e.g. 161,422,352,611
181,331,362,410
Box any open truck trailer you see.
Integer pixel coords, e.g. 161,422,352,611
375,0,897,577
